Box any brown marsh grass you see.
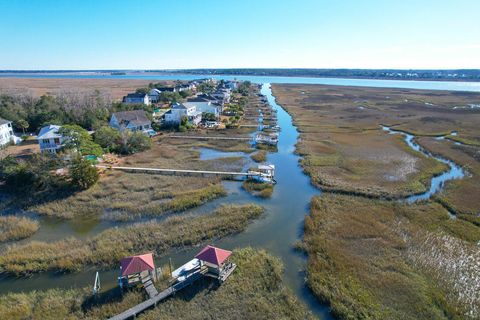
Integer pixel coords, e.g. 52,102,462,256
272,84,480,199
0,204,263,275
304,194,480,319
0,216,39,243
0,248,315,320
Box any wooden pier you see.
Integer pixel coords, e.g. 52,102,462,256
168,135,251,141
96,165,265,181
109,266,209,320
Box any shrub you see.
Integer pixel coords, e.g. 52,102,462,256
69,154,99,190
94,126,120,152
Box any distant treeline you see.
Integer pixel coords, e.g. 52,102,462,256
166,68,480,81
2,69,480,81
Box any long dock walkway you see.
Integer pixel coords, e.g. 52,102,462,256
108,286,175,320
96,165,258,179
168,135,251,141
109,268,207,320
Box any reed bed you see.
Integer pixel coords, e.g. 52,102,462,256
0,204,263,275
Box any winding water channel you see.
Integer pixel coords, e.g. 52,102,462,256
0,75,478,319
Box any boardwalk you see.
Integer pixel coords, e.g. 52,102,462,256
109,268,206,320
108,286,175,320
168,135,251,141
96,165,260,179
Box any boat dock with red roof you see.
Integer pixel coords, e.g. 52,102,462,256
108,245,236,320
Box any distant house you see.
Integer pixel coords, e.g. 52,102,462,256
211,89,231,103
148,89,162,103
110,110,152,133
164,103,202,126
123,92,151,105
155,87,176,93
37,125,66,154
183,101,220,118
0,118,16,147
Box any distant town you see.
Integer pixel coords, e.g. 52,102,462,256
2,68,480,81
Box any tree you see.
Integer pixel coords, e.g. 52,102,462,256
117,130,152,154
16,119,29,134
69,154,99,190
59,125,103,157
94,126,120,152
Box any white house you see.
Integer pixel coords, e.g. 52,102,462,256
109,110,152,133
37,125,66,154
164,103,202,126
0,118,16,147
123,93,151,105
182,101,220,118
148,89,162,103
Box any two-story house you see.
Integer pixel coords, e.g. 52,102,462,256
109,110,152,133
123,93,151,105
0,118,15,147
164,103,202,126
37,125,65,154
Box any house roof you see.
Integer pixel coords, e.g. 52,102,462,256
195,245,232,266
171,103,187,110
125,92,148,99
120,253,155,277
149,89,161,95
37,125,62,140
0,118,11,126
112,110,150,126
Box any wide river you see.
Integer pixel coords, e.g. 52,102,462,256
1,74,479,319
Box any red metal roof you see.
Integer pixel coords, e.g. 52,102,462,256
120,253,155,277
195,245,232,266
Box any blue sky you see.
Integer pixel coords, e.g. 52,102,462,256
1,0,479,70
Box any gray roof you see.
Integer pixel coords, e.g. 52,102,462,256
125,92,147,99
37,125,62,140
0,118,11,126
112,110,150,126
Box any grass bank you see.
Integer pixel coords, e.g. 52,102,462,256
0,204,263,276
272,84,480,199
0,216,39,243
303,194,480,319
251,150,267,163
242,180,274,198
0,248,316,320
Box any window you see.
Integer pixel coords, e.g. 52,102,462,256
43,139,50,144
54,138,60,144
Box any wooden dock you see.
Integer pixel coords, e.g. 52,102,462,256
109,267,207,320
168,135,251,141
97,165,260,180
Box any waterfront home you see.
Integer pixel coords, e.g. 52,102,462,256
164,103,202,126
0,118,16,147
148,88,162,103
118,253,157,288
211,89,231,103
183,101,221,118
123,92,151,105
37,125,65,154
110,110,152,133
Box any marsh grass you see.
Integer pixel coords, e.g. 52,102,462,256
250,150,267,163
0,204,264,275
0,248,315,320
32,173,226,221
272,84,479,198
304,194,479,319
242,180,274,198
0,216,39,243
